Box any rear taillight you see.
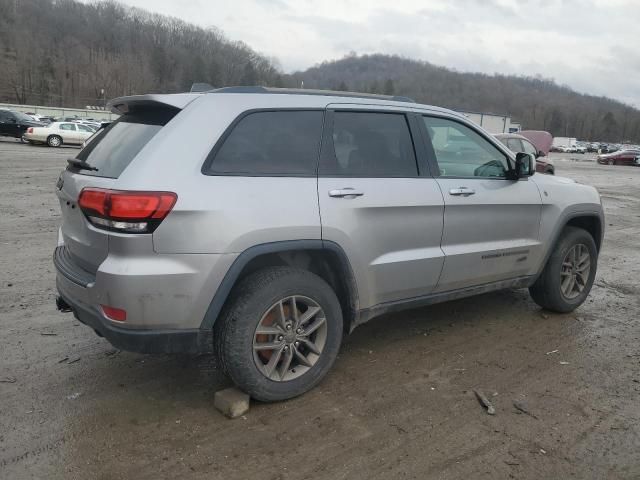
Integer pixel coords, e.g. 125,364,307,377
78,188,177,233
27,127,33,133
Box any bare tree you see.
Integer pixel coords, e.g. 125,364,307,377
289,53,640,142
0,0,282,107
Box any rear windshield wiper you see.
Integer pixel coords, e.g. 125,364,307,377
67,158,98,172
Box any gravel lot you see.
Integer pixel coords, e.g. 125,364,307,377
1,139,639,479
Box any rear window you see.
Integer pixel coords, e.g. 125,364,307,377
204,110,324,176
73,108,177,178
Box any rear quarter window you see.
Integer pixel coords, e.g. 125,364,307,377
73,107,177,178
203,110,324,176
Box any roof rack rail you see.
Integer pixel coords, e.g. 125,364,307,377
207,86,415,103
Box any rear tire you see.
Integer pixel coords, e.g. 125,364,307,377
529,227,597,313
47,135,62,147
214,267,343,402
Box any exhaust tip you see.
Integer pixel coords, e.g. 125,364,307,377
56,296,72,313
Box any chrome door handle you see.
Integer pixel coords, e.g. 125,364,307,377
449,187,476,197
328,188,364,198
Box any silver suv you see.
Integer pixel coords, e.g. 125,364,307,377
54,87,604,401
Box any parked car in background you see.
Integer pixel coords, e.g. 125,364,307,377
24,121,96,147
587,143,599,153
573,144,587,154
80,122,110,148
552,136,577,151
600,143,620,154
495,133,555,174
597,149,640,166
25,112,47,122
69,119,101,130
518,130,553,154
0,109,45,142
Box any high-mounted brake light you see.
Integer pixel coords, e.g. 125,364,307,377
78,188,177,233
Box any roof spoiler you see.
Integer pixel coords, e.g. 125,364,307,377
107,93,201,115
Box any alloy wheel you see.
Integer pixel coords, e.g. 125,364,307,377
253,295,327,382
560,244,591,299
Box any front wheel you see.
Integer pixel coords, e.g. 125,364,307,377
215,267,343,402
529,226,597,313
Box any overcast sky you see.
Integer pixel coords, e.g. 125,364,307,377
116,0,640,106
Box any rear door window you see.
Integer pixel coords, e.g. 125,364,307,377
205,110,324,176
321,111,418,177
60,123,77,131
73,108,177,178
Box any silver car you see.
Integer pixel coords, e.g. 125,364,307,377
25,121,96,147
54,87,604,401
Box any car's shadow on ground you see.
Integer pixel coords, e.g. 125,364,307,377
71,287,554,408
56,284,593,478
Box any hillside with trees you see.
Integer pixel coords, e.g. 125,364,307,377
291,54,640,143
0,0,283,108
1,1,638,142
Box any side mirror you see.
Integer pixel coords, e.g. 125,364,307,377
515,152,535,178
537,150,546,158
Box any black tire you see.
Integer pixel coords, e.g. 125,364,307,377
529,226,597,313
214,267,343,402
47,135,62,147
545,167,555,175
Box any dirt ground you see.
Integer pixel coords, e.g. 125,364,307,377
1,139,639,479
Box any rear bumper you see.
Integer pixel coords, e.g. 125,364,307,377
53,245,226,354
58,289,213,353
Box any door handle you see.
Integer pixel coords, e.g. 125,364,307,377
328,188,364,198
449,187,476,197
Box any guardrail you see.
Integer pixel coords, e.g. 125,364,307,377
0,103,118,121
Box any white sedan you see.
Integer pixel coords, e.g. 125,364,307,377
24,122,96,147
